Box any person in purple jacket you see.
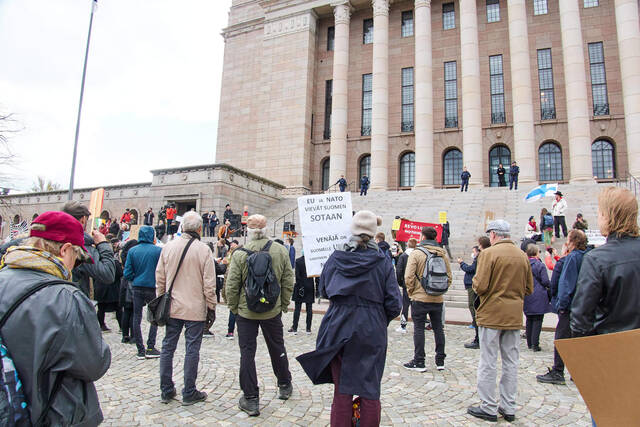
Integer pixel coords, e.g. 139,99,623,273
523,244,551,352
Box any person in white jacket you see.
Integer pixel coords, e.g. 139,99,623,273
551,191,568,238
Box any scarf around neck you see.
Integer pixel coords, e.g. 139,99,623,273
342,235,380,253
0,246,71,280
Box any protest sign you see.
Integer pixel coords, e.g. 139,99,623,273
297,192,353,276
584,229,606,247
395,219,443,243
555,329,640,426
87,188,104,230
438,211,447,224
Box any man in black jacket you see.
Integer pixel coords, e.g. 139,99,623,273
395,238,416,333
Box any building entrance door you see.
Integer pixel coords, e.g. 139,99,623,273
172,200,197,216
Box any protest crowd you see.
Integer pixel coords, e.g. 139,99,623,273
0,183,638,426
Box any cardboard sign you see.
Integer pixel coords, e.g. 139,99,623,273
555,329,640,426
395,219,443,243
391,218,402,231
128,224,142,241
88,188,105,230
584,229,606,247
297,192,353,276
438,211,447,224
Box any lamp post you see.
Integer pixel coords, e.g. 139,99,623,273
68,0,97,200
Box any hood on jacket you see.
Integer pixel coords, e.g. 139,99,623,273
331,247,386,277
138,226,155,244
377,241,390,253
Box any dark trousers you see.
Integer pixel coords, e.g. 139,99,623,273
498,176,506,187
411,301,446,365
236,314,291,398
554,216,568,238
525,314,544,348
339,186,346,192
553,311,572,373
215,277,224,303
228,311,236,334
460,180,469,192
400,286,410,327
292,302,312,331
132,287,158,354
330,354,381,427
97,303,122,330
122,306,133,339
509,175,518,190
160,318,204,397
166,218,173,234
360,186,368,196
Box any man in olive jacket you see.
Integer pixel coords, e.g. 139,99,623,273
468,220,533,423
225,214,294,417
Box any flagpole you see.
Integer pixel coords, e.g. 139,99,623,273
68,0,97,201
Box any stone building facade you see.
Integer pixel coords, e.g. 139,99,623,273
215,0,640,192
0,164,283,239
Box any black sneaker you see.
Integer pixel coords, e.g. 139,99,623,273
100,325,111,332
239,396,260,416
278,383,293,400
203,330,214,338
288,327,297,335
182,390,207,406
225,332,234,339
467,406,497,422
121,336,131,344
498,407,515,422
532,345,542,352
160,388,177,404
436,362,445,371
136,352,146,360
146,348,161,359
536,368,566,385
464,340,480,349
403,360,426,372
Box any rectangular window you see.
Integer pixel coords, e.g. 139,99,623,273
363,19,373,44
324,80,332,140
584,0,599,7
401,67,414,132
537,49,556,120
533,0,548,15
489,55,506,124
487,0,500,23
327,26,335,51
401,10,414,37
361,74,372,136
588,42,609,116
444,61,458,128
443,3,455,30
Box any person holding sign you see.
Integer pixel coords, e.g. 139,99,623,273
297,211,402,427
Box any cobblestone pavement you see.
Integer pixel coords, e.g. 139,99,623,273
96,306,590,426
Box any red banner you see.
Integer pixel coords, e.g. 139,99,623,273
395,219,443,243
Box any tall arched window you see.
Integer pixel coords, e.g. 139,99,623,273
538,142,563,181
489,145,511,187
443,149,463,186
399,152,415,187
359,155,371,184
592,139,615,179
321,158,330,190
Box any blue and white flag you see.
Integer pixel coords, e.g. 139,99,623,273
524,183,558,203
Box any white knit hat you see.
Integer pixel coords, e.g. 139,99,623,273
350,210,382,237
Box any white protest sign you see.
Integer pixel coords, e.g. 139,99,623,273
585,229,606,247
297,192,353,276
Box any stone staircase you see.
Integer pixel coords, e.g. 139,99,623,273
257,183,611,307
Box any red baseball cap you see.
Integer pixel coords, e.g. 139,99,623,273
30,211,94,264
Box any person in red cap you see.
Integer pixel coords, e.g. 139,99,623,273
0,211,111,426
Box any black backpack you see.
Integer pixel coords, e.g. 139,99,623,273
239,241,281,313
415,247,449,296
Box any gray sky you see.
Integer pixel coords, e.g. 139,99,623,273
0,0,232,192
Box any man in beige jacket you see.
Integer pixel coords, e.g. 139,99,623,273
403,226,452,372
155,211,216,406
467,220,533,423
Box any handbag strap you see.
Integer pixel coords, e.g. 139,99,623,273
167,238,196,295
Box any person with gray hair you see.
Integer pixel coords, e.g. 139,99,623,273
467,220,533,423
155,210,216,405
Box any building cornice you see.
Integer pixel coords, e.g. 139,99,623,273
150,163,286,189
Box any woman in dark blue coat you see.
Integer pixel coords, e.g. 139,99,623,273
297,211,402,427
523,244,551,351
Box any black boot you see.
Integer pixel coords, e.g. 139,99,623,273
278,383,293,400
239,396,260,416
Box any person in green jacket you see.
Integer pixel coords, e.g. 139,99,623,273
225,214,294,417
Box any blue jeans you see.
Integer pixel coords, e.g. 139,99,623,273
460,180,469,192
160,318,204,397
132,287,158,354
509,175,518,190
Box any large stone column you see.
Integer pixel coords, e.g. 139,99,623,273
413,0,434,189
507,0,536,183
370,0,390,190
615,0,640,178
460,0,483,186
559,0,593,182
329,2,352,186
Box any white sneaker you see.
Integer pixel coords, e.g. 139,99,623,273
436,363,445,371
395,326,407,333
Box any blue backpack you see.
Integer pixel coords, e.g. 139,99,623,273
0,280,68,426
543,214,554,227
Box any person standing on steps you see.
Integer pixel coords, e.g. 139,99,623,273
223,203,234,224
496,164,506,187
552,191,568,238
335,175,347,192
440,221,452,259
509,161,520,190
460,167,471,192
360,174,370,196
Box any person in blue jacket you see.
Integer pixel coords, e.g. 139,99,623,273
335,175,347,192
523,244,551,352
123,225,163,360
297,211,402,426
360,175,370,196
509,161,520,190
460,167,471,192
